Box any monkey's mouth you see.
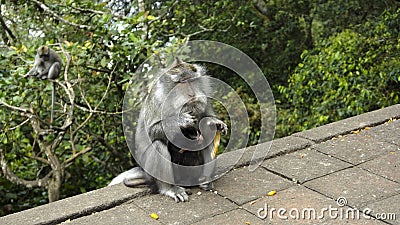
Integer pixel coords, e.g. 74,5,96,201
181,127,199,140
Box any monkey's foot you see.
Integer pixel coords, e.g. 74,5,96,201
161,186,189,202
199,182,214,191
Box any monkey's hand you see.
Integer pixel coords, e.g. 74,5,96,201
207,118,228,135
178,112,197,129
24,70,38,78
36,73,48,80
161,186,189,202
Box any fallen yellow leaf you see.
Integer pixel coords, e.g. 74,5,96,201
150,213,159,220
267,190,276,196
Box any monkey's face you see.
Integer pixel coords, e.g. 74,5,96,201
37,46,50,60
168,63,204,83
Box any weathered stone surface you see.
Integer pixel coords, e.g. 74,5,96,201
130,188,236,225
215,136,312,175
0,184,149,225
214,167,293,205
304,168,400,208
263,148,352,183
243,185,334,224
362,119,400,146
293,104,400,142
61,203,162,225
315,133,396,165
359,150,400,183
366,194,400,225
193,209,264,225
2,105,400,225
325,210,389,225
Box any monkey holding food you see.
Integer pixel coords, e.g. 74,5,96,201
110,58,227,202
25,45,62,123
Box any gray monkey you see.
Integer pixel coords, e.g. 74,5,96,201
25,46,62,123
110,58,227,202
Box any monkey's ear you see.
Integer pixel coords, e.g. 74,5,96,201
171,57,183,66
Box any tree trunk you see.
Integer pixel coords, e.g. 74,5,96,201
48,169,62,202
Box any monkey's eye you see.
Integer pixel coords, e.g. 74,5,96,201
189,65,197,72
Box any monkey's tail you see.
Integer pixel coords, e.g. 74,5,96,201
51,82,56,123
108,167,147,187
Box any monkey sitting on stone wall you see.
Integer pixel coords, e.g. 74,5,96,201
110,58,227,202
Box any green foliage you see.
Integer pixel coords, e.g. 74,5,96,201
277,9,400,136
1,0,399,215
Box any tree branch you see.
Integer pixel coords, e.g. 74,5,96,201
70,6,129,20
64,147,92,166
30,0,91,30
0,14,16,44
252,0,272,19
0,99,32,114
1,148,51,188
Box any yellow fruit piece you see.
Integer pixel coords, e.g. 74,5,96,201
211,131,221,159
267,190,276,196
150,213,159,220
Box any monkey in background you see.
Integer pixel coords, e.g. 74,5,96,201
109,58,227,202
25,46,62,123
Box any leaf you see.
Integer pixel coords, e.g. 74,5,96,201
150,213,159,220
267,190,276,196
100,57,107,68
147,15,156,20
64,40,73,47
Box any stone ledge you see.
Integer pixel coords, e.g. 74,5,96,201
293,104,400,142
1,104,399,225
0,184,149,225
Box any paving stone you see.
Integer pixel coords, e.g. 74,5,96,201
315,134,397,165
215,136,312,175
293,104,400,142
305,168,400,208
243,185,334,224
263,148,352,183
131,187,236,225
366,194,400,225
214,167,294,205
361,119,400,146
325,209,389,225
61,203,162,225
193,208,263,225
359,150,400,183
